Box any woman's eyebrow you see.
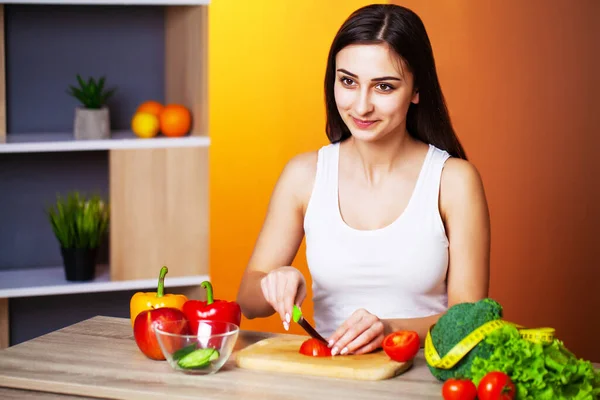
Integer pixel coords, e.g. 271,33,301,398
337,68,401,82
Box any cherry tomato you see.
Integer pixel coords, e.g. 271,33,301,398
382,330,420,362
299,338,331,357
442,378,477,400
477,371,516,400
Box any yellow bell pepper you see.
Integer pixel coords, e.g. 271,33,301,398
129,266,188,327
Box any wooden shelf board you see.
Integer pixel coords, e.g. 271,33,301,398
0,1,210,5
0,264,208,298
0,130,209,153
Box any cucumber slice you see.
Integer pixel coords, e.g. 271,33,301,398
177,348,220,369
172,343,198,360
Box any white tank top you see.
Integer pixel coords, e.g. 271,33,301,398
303,142,451,337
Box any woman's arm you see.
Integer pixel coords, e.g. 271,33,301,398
328,158,491,354
236,152,317,321
440,157,491,305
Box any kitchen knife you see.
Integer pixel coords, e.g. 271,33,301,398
292,305,328,344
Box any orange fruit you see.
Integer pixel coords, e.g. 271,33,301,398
159,104,192,137
131,112,160,138
136,100,164,117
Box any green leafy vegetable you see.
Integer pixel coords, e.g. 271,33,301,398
427,298,503,381
471,325,600,400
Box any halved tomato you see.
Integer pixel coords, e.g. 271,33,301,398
299,338,331,357
382,330,420,362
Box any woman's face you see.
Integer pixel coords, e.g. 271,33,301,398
334,43,419,143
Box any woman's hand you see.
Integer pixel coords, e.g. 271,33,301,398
327,308,385,356
260,266,307,330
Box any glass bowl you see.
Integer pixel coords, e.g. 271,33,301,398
154,319,239,375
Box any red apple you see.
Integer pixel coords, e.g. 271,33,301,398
133,307,189,360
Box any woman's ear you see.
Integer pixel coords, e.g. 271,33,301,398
411,89,419,104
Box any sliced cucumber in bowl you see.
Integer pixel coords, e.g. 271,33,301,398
177,348,220,369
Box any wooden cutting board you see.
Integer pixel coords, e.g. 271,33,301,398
235,336,412,381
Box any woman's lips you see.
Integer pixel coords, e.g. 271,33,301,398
351,116,377,129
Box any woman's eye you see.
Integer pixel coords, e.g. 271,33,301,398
377,83,394,92
340,77,354,86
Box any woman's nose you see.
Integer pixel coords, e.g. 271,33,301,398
353,89,374,116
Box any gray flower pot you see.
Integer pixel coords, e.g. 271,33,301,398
74,106,110,140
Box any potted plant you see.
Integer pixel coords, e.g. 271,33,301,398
67,74,116,140
46,192,110,282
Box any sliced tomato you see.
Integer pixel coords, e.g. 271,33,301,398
442,378,478,400
382,330,420,362
477,371,516,400
299,338,331,357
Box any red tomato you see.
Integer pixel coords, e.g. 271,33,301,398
299,338,331,357
442,378,477,400
382,330,420,362
477,371,516,400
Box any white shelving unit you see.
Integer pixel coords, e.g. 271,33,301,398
0,0,211,350
1,1,210,5
0,264,209,298
0,131,210,153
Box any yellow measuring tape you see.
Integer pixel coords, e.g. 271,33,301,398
424,319,555,369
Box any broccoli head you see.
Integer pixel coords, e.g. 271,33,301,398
427,298,503,381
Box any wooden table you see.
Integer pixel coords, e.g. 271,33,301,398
0,316,444,399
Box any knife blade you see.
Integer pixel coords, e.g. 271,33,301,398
292,305,328,344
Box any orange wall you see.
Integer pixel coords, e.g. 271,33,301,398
210,0,600,362
208,0,378,336
392,0,600,361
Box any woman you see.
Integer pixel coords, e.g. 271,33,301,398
236,4,490,356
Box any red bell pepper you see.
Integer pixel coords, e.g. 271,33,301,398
182,281,242,334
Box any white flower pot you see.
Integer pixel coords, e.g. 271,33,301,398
74,106,110,140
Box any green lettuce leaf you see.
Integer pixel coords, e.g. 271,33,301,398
471,325,600,400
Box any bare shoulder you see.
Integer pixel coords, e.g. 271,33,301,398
441,158,484,189
283,151,318,178
440,157,488,211
277,150,319,207
280,150,318,186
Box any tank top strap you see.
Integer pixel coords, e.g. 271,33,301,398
411,145,451,218
317,143,340,200
304,143,340,231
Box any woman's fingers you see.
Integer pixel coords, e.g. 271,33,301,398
332,316,369,355
277,275,291,330
294,278,307,306
261,273,280,319
352,331,385,355
260,267,304,331
260,276,270,304
327,309,368,353
267,273,285,322
345,321,385,355
328,309,383,356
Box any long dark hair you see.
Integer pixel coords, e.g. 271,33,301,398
324,4,467,160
